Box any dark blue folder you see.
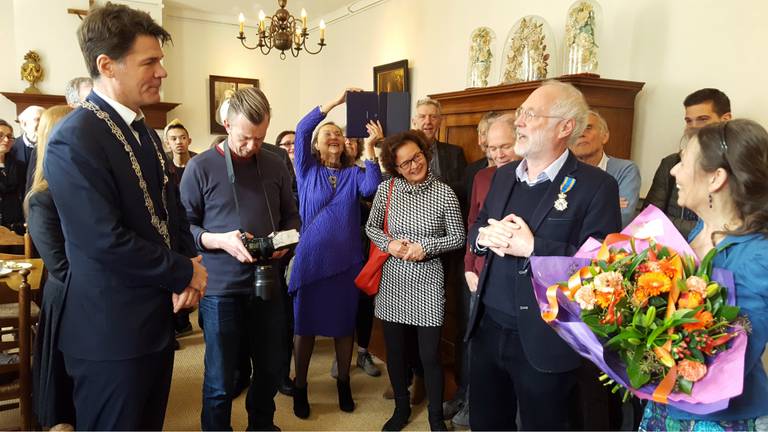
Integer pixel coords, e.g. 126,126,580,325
346,91,410,138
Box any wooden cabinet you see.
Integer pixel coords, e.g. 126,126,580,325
1,92,180,130
429,76,645,164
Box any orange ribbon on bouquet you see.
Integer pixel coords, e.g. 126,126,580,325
541,265,596,322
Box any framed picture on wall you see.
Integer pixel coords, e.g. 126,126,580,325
373,59,409,94
209,75,260,134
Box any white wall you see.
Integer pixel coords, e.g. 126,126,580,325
161,11,300,152
295,0,768,195
3,0,767,195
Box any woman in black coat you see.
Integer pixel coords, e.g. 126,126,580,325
25,105,75,428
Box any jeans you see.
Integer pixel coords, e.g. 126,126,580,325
199,294,286,431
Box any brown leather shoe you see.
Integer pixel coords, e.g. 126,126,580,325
382,384,394,399
410,375,426,405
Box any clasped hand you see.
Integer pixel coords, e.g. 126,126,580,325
173,255,207,313
477,213,534,258
387,239,425,262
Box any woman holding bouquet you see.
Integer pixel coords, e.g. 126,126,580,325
640,119,768,430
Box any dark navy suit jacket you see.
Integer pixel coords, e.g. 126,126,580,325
45,92,196,361
466,151,621,373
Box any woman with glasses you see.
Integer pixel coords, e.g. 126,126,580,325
366,130,465,431
639,119,768,431
0,119,26,235
288,89,382,419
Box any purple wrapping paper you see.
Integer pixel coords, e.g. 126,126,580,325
529,206,746,415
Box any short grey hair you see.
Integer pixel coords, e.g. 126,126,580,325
64,77,93,106
477,111,502,135
588,110,609,134
542,80,589,146
415,97,442,116
18,105,44,122
227,87,271,125
489,113,516,136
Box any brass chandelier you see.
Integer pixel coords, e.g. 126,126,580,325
237,0,326,60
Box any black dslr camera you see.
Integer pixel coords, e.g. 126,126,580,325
241,233,278,301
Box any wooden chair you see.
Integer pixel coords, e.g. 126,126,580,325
0,224,41,328
0,269,34,430
0,225,36,259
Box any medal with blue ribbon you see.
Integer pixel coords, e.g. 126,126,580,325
554,176,575,211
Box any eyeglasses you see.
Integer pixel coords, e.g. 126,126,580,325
487,143,515,153
0,132,14,142
515,107,563,123
397,151,425,170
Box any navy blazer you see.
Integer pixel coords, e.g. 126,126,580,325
432,141,467,204
45,93,196,361
466,151,621,373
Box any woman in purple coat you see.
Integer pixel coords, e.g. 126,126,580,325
288,88,383,419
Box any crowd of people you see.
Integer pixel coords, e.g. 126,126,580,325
1,3,766,431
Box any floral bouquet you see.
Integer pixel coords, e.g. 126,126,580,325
530,206,747,414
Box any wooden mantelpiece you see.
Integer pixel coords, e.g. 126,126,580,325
429,75,645,163
1,92,180,130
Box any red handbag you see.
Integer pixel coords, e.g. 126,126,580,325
355,179,395,295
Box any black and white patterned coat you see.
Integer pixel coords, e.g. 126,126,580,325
366,175,465,326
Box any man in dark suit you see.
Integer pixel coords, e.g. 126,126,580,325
467,80,621,431
412,97,467,203
45,4,207,429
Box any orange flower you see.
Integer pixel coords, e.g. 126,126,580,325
682,310,714,331
659,256,684,281
637,272,672,297
677,291,704,309
678,359,708,382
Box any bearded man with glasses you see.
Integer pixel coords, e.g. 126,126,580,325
466,80,621,430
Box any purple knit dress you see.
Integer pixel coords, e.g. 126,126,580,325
288,107,382,337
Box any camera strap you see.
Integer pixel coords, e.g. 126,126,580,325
222,140,278,234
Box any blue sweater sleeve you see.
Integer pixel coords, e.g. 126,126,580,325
294,107,324,179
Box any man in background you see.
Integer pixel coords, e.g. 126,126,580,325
64,77,93,107
644,88,731,238
164,119,198,182
12,105,43,177
412,97,467,202
569,110,641,227
463,111,501,207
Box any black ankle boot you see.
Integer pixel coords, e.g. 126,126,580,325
337,378,355,412
382,396,411,431
429,407,448,431
428,416,448,431
293,383,310,419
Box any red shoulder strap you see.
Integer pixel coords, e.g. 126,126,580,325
383,179,394,235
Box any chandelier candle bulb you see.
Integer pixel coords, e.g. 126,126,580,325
319,19,326,40
258,10,265,32
301,8,307,29
238,13,244,35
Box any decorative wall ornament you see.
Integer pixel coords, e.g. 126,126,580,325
499,16,555,84
466,27,495,88
20,51,44,94
564,0,601,75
